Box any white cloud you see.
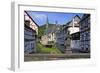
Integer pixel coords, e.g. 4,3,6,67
31,13,47,22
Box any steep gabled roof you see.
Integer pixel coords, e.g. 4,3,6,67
79,14,90,23
24,11,39,27
66,15,80,27
73,15,81,19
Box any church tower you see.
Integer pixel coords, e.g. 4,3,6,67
45,16,49,35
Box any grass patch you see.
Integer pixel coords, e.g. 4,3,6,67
37,43,62,54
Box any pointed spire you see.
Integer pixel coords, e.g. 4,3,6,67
45,15,49,35
55,21,58,25
46,15,49,29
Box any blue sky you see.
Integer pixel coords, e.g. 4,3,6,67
27,11,84,26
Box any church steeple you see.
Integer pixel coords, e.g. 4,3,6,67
46,16,49,29
55,21,58,25
45,15,49,35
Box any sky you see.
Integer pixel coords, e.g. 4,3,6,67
27,11,84,26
